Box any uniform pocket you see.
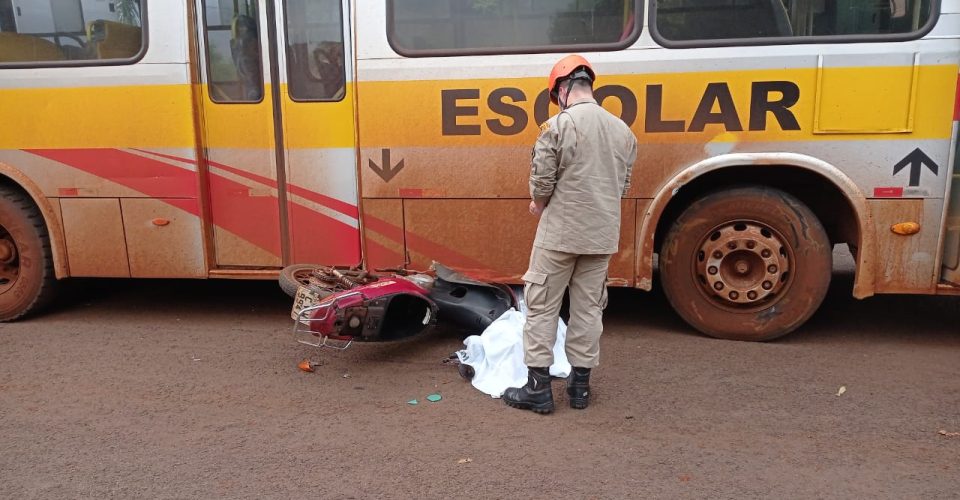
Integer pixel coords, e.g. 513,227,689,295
522,271,547,285
523,271,548,310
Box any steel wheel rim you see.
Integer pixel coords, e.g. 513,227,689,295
692,220,792,312
0,224,19,294
293,267,317,288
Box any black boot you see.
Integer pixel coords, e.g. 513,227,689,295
566,367,591,409
503,367,554,414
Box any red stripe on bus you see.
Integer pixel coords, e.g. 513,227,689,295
26,148,198,198
288,202,361,264
206,174,283,255
27,148,285,255
166,198,201,215
134,149,360,219
362,215,405,243
364,240,405,269
26,148,483,270
364,215,488,271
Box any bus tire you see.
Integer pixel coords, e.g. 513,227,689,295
659,186,831,341
0,185,56,321
279,263,328,298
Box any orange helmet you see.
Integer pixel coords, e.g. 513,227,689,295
548,54,596,104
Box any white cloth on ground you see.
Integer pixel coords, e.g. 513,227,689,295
455,308,571,398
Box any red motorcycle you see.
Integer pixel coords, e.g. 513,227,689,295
282,263,515,350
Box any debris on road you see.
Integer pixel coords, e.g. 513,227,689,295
938,430,959,438
407,399,419,405
298,359,318,373
457,458,473,464
836,386,846,396
426,393,442,402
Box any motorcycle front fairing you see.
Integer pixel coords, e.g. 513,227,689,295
304,278,439,342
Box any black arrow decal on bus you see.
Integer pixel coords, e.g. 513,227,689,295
369,148,405,183
893,148,938,187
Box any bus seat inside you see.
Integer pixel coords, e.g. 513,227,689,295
87,20,142,59
658,0,794,40
0,32,64,63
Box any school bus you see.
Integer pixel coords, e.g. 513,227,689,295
0,0,958,340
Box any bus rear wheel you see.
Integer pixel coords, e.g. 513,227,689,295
0,185,56,321
660,186,831,341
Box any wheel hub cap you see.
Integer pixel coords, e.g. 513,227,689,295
697,222,790,306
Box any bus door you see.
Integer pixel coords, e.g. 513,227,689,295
194,0,360,268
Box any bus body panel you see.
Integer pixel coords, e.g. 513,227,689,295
0,0,957,313
355,2,960,294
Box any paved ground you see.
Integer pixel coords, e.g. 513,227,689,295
1,254,958,498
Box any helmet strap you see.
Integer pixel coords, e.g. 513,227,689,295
559,78,576,110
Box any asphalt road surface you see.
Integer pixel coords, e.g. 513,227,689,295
2,254,958,498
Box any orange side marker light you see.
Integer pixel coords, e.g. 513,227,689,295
890,222,920,235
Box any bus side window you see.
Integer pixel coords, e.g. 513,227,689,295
388,0,639,55
656,0,793,40
654,0,932,42
88,19,143,60
230,15,263,101
284,0,345,101
0,0,143,65
201,0,264,103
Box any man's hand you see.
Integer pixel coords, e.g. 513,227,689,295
529,199,546,216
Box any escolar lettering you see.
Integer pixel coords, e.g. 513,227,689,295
440,81,801,136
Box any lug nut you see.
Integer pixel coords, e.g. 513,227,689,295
747,290,758,300
761,249,772,258
727,241,737,250
708,266,718,275
713,250,723,259
768,265,778,273
762,281,773,290
714,282,724,291
746,241,756,249
729,291,739,300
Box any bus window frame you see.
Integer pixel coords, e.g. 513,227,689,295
0,0,149,69
200,0,266,105
281,0,346,104
648,0,942,49
385,0,644,58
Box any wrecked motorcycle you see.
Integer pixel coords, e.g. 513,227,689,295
284,263,515,350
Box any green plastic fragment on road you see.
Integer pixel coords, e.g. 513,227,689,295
407,399,418,405
427,394,442,402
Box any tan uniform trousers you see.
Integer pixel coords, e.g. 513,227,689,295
522,246,611,369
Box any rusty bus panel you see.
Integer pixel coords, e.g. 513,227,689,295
362,198,406,270
60,198,130,277
402,199,536,282
47,193,67,278
401,199,636,286
609,199,637,287
359,146,531,199
121,199,205,278
869,198,941,294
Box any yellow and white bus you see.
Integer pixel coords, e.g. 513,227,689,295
0,0,958,340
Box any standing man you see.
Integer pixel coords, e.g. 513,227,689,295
503,55,637,414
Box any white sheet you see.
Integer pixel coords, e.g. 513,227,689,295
455,308,571,398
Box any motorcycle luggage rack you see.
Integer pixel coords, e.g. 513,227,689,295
292,292,364,351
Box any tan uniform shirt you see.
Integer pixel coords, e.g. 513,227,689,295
529,99,638,254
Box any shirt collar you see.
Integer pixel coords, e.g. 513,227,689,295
565,97,597,109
